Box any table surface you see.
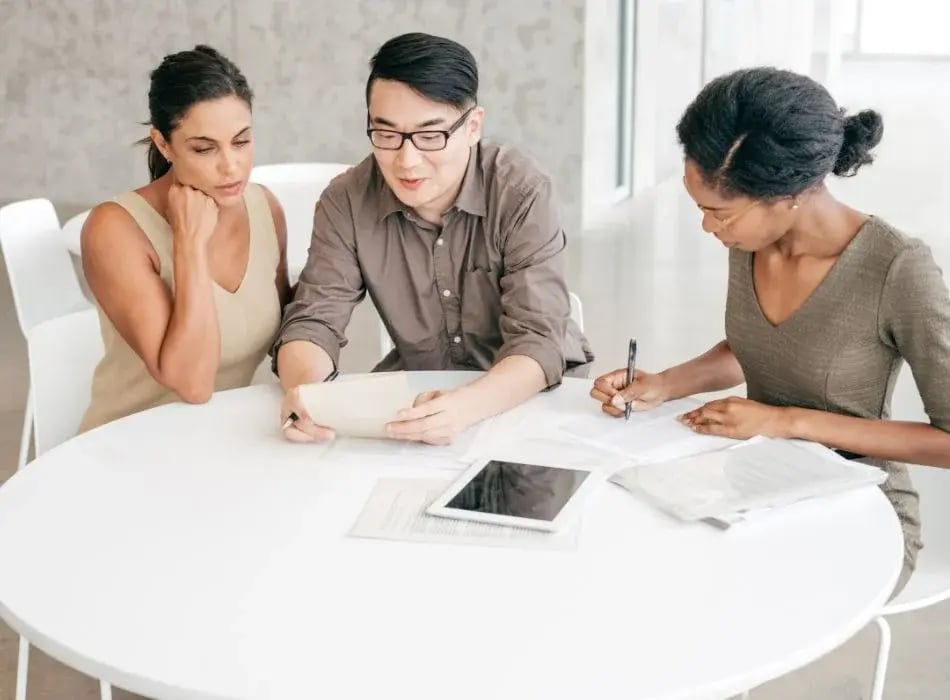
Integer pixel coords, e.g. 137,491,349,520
0,372,904,700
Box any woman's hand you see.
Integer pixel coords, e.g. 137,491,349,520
167,182,218,247
678,397,790,440
590,368,670,417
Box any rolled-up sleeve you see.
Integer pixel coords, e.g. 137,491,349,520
494,178,571,387
271,186,365,371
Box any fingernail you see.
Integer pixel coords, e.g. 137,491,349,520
611,395,626,409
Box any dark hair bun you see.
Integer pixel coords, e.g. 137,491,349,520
193,45,222,59
833,109,883,177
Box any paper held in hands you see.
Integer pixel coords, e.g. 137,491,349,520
609,437,887,524
296,372,416,439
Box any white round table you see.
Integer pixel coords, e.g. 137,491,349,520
0,372,904,700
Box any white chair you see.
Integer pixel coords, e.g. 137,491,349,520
869,465,950,700
27,308,103,455
0,199,106,700
250,162,352,281
61,208,91,257
378,291,586,359
0,199,92,471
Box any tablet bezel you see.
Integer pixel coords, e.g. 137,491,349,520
425,457,602,532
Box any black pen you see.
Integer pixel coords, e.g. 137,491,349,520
624,338,637,421
281,368,340,430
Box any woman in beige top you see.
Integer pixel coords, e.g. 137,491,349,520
591,68,950,592
80,45,290,431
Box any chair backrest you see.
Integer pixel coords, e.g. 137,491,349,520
377,292,586,359
27,308,103,455
0,198,90,335
61,208,91,257
250,162,352,273
910,465,950,569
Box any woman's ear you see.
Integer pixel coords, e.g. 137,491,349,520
150,127,172,163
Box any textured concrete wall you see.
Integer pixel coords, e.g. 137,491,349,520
0,0,586,229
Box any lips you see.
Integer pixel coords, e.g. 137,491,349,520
398,177,424,191
216,181,243,194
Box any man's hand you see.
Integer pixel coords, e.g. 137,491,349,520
385,389,478,446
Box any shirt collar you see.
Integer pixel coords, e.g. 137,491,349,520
452,145,486,217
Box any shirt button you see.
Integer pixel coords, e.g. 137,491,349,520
442,289,452,297
436,238,444,246
453,336,462,344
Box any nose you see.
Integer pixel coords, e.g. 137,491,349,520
218,148,239,178
700,212,720,235
394,139,423,169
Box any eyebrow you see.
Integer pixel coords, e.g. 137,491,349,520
682,176,725,212
186,126,252,143
370,116,447,129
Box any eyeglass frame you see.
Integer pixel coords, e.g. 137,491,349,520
682,176,761,233
705,198,760,233
366,106,476,152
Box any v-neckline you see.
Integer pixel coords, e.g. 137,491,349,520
130,190,252,296
748,217,873,329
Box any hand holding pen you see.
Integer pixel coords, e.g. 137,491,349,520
589,340,671,417
280,369,339,442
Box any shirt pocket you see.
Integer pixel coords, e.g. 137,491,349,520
460,267,503,342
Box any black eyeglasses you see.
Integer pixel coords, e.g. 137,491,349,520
367,106,476,152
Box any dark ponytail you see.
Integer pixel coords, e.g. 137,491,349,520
142,141,172,181
138,44,253,181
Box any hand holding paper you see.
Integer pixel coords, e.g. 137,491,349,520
291,372,417,440
385,387,478,446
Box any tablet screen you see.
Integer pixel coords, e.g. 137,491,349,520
444,461,591,521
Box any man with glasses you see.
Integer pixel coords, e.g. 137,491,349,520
274,32,592,445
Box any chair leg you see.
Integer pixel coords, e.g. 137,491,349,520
17,385,33,470
15,635,29,700
870,616,892,700
100,680,113,700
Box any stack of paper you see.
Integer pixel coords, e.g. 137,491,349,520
609,437,887,524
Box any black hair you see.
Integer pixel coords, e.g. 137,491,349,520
137,45,253,181
676,67,883,199
366,32,478,109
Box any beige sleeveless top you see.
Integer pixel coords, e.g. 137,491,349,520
80,184,281,432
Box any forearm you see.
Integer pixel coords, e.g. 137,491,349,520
784,408,950,468
156,240,220,402
458,355,547,423
660,340,745,400
277,340,335,391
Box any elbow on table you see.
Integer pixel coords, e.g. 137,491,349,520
173,381,215,405
157,373,215,405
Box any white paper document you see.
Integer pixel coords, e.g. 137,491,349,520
555,397,741,463
609,438,887,522
348,478,580,550
298,372,416,439
330,419,491,471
